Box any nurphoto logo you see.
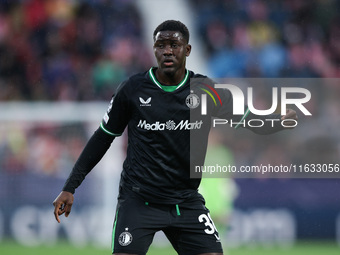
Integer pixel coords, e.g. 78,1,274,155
201,84,311,116
198,83,312,128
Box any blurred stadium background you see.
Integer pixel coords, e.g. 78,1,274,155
0,0,340,254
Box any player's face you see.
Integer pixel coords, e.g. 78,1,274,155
153,31,191,75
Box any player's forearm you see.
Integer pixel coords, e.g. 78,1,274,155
244,113,285,135
62,127,115,194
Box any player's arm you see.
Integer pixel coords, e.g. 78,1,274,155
239,107,298,135
53,78,130,223
53,127,115,223
210,83,298,135
281,108,298,127
245,108,297,135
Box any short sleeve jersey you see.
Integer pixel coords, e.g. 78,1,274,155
100,67,242,204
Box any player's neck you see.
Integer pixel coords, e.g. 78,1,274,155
155,68,186,86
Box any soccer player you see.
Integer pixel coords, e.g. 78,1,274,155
53,20,297,255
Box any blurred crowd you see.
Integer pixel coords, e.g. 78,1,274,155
189,0,340,78
0,0,152,101
1,0,340,101
0,123,88,176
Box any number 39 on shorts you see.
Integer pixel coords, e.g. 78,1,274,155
198,213,219,235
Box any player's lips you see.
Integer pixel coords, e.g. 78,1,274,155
163,59,175,67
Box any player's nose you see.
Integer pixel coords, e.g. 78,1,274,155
163,45,173,55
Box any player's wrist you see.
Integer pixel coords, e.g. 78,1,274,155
62,186,75,194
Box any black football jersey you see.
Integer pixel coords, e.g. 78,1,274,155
100,67,280,204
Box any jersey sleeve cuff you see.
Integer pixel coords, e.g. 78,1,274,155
62,186,75,194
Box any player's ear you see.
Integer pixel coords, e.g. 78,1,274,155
185,44,192,57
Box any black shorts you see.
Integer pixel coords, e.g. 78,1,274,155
111,187,223,255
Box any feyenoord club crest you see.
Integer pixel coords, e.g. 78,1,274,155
186,93,200,109
118,228,133,246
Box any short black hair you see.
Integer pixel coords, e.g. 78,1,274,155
153,20,190,43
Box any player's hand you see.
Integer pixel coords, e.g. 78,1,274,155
281,108,298,128
53,191,74,223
